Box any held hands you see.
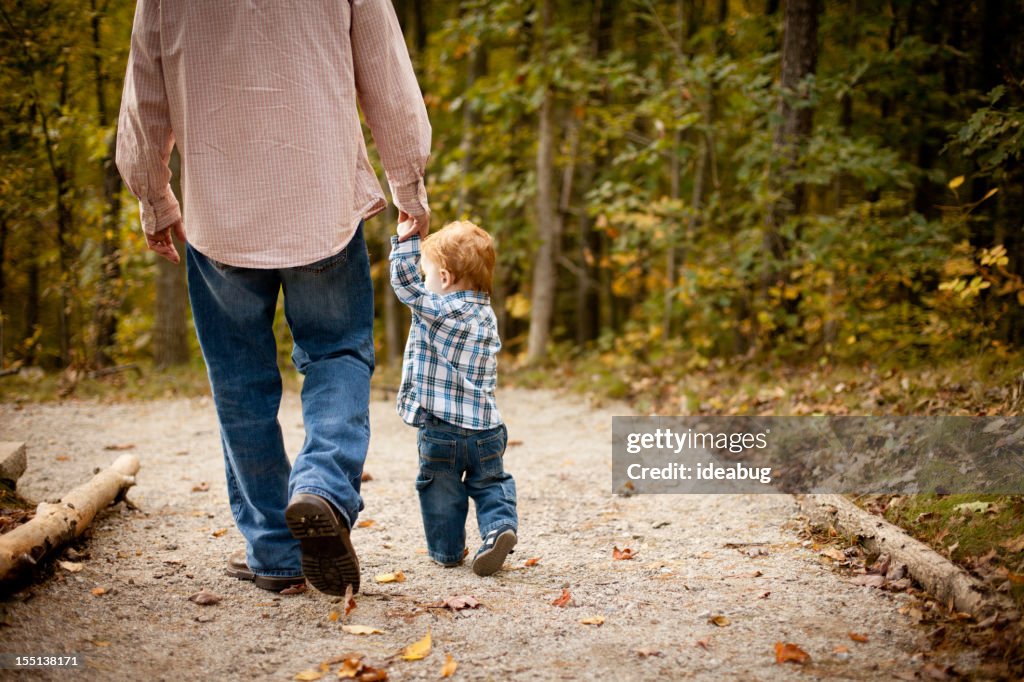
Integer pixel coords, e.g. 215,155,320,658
146,219,187,265
397,210,430,242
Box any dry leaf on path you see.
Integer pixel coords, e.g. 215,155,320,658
524,557,540,567
443,595,480,611
401,630,432,661
59,561,83,573
852,574,886,588
211,528,228,538
708,615,730,627
91,587,107,597
342,625,384,635
280,583,307,595
612,546,636,560
191,482,210,493
375,571,406,584
188,589,222,605
357,520,376,528
774,642,810,664
551,588,571,607
360,471,373,482
104,443,135,451
580,616,605,625
636,648,661,658
695,639,710,651
293,670,322,681
849,632,869,643
440,654,457,678
344,584,357,616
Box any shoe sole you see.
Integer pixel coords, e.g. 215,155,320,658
472,530,517,577
285,497,360,595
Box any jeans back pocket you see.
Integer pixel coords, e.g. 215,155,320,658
473,425,507,478
418,430,457,474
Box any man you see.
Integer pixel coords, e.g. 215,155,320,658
115,0,431,596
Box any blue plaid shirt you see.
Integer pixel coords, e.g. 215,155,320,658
389,235,502,430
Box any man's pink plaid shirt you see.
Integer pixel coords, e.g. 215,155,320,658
116,0,431,268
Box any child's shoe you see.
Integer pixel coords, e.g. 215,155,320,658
471,526,517,576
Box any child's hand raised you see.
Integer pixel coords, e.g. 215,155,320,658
397,210,430,242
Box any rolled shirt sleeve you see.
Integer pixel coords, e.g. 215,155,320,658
115,0,181,235
351,0,432,218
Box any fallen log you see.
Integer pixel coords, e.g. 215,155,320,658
0,454,139,587
798,493,1017,619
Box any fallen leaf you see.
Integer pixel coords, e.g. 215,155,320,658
443,595,480,611
612,546,636,560
849,632,869,643
820,547,847,562
280,583,307,595
104,443,136,451
375,571,405,584
56,455,70,462
1001,533,1024,553
329,610,340,622
334,656,364,678
551,588,571,607
360,471,373,482
636,648,661,658
357,520,376,528
342,625,384,635
344,584,357,616
524,557,540,567
507,439,524,447
401,630,432,661
852,574,886,588
580,616,605,625
695,639,710,651
774,642,810,664
59,561,83,573
708,615,731,627
293,670,323,681
833,645,850,653
211,528,228,538
91,587,107,597
440,654,457,678
188,589,222,605
953,501,990,514
91,640,111,647
758,591,771,599
191,482,210,493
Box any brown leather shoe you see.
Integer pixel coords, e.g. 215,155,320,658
225,550,305,592
284,493,360,595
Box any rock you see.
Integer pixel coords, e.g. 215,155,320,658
0,442,27,487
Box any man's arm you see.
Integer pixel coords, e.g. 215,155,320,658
351,0,432,237
115,0,180,241
389,235,448,322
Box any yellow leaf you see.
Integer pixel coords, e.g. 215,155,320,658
374,571,406,583
211,528,228,537
708,614,731,627
91,587,106,596
341,625,384,635
401,629,432,661
356,519,376,528
580,616,605,625
440,654,458,678
92,640,111,647
335,657,363,678
948,175,965,190
293,670,323,681
981,187,999,201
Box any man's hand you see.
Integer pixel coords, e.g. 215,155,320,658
397,210,430,242
146,219,187,264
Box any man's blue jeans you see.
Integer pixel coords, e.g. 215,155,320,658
415,415,518,564
186,225,374,578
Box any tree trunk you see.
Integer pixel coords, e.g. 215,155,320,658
457,43,488,216
526,0,561,364
91,0,122,368
153,148,189,367
760,0,820,338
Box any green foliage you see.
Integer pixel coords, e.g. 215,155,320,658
1,0,1022,376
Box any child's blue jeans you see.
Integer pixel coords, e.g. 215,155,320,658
415,414,518,564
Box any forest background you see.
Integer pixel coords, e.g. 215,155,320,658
1,0,1023,414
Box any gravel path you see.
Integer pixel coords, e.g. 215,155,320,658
0,388,970,680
